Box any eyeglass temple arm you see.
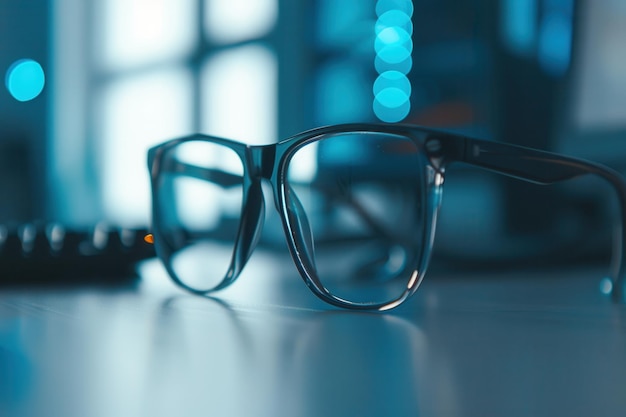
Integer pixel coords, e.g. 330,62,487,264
457,138,619,184
438,135,626,302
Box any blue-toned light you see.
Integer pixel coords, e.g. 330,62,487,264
375,87,409,108
373,96,410,122
375,10,413,35
376,0,413,17
376,46,412,64
377,26,402,45
375,27,411,50
374,71,411,96
375,55,413,75
538,11,572,76
599,277,613,295
501,0,537,56
374,0,413,123
5,59,45,102
375,27,413,64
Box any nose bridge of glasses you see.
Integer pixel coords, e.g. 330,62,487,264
247,144,319,284
248,145,277,181
247,144,285,212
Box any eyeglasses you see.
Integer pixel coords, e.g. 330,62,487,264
147,123,626,311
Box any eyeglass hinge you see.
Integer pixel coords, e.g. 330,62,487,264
425,137,446,172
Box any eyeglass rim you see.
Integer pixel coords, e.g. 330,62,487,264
147,123,626,310
148,127,439,310
276,134,441,310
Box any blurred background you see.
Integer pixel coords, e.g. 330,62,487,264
1,0,626,266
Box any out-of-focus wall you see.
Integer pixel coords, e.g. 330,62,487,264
0,0,49,222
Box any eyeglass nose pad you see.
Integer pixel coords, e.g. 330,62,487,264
217,182,266,290
285,187,317,270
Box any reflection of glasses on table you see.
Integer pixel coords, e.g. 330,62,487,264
147,123,626,311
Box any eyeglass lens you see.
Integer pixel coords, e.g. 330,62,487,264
155,140,245,292
285,132,427,305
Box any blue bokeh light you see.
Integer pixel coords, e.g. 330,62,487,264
374,0,413,123
375,10,413,36
375,87,409,108
373,96,411,122
375,27,413,64
538,12,572,76
501,0,537,56
374,71,411,97
375,55,413,75
5,59,45,102
376,0,414,18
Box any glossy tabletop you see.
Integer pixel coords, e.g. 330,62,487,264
1,252,625,417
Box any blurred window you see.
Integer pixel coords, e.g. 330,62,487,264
53,0,278,226
314,0,376,125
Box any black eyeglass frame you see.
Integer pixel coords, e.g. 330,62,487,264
148,123,626,310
